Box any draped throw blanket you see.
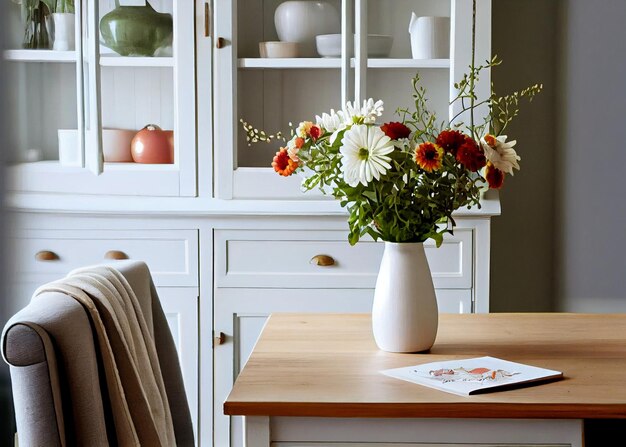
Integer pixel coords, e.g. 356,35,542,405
34,265,177,447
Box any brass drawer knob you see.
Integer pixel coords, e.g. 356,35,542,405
104,250,129,260
216,37,226,49
214,332,226,346
310,254,335,267
35,250,59,261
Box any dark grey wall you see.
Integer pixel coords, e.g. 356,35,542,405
491,0,626,313
555,0,626,311
490,0,558,312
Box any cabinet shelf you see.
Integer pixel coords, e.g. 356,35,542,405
238,58,341,69
367,58,450,69
9,160,178,172
99,55,174,67
3,49,77,63
238,57,450,70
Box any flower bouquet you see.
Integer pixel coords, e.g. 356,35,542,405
242,63,542,248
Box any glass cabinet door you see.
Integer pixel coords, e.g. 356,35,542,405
4,0,198,197
214,0,349,199
214,0,491,201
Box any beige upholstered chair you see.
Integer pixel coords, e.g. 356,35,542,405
1,260,194,446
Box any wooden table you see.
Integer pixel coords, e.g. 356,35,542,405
224,313,626,446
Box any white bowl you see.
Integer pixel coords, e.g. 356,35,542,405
315,34,341,57
259,41,299,58
315,34,394,57
366,34,393,57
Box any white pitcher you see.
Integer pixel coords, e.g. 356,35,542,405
408,13,450,59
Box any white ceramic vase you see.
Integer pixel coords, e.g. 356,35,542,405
52,13,75,51
274,1,340,57
372,242,438,353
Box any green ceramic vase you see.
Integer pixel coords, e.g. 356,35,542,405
100,1,172,57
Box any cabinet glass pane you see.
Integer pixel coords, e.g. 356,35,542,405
5,63,79,165
238,0,342,59
4,4,81,167
96,0,175,167
366,0,451,124
367,70,449,125
367,0,450,60
236,0,344,168
237,69,342,167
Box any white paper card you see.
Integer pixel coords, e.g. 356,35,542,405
382,356,563,397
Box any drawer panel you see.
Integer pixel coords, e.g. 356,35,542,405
215,230,472,289
12,229,198,287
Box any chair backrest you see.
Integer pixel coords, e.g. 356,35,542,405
2,260,194,447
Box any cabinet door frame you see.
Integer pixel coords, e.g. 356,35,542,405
6,0,198,197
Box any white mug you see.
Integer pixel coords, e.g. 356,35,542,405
409,15,450,59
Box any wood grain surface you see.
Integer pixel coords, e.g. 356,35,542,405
224,313,626,419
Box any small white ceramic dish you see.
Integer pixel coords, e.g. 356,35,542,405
315,34,341,57
366,34,394,57
259,41,299,58
315,34,394,57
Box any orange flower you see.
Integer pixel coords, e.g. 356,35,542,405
485,161,505,189
484,133,497,147
272,148,299,176
415,142,444,172
295,137,305,148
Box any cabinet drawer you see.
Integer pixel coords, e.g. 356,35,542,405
12,229,198,287
214,230,472,289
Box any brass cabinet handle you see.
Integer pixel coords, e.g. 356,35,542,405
310,254,335,267
104,250,129,260
216,37,226,49
214,331,226,347
204,2,211,37
35,250,59,261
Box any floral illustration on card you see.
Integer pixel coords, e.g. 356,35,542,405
422,366,521,383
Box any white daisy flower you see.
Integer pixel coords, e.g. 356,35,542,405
340,124,394,187
315,109,345,133
343,99,385,125
481,134,520,175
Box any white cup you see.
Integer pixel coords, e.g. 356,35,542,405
58,129,80,167
409,15,450,59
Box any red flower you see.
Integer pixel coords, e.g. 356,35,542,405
309,125,322,140
272,148,299,176
381,122,411,140
485,162,505,189
436,129,467,155
415,142,444,172
456,138,486,171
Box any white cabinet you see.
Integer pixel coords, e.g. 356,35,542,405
213,0,491,199
3,0,199,196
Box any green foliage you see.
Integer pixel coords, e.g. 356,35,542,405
240,119,284,145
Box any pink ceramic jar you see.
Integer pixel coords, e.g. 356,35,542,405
130,124,174,164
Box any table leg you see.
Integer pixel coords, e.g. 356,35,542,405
243,416,270,447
